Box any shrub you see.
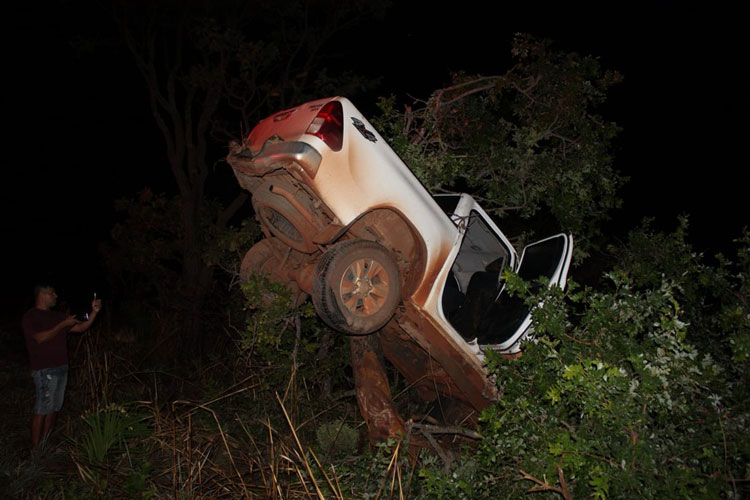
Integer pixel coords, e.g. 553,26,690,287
417,225,750,499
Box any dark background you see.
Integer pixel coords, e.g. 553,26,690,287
1,2,746,320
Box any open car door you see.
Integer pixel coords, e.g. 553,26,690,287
476,233,573,352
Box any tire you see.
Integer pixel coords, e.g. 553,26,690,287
312,239,401,335
252,179,319,254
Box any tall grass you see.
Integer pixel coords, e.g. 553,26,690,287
5,321,437,499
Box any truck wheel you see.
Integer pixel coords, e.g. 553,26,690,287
252,180,319,254
313,239,401,334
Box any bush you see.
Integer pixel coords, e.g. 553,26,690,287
417,225,750,499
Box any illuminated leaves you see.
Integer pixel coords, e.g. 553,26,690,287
419,226,750,498
375,35,624,251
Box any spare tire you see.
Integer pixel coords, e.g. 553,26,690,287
312,239,401,335
252,179,319,254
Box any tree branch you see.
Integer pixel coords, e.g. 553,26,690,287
409,422,482,440
520,467,571,500
216,192,249,228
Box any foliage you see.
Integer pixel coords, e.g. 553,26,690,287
315,420,359,460
240,273,349,398
203,217,261,282
241,274,300,352
184,0,387,133
102,190,244,355
18,15,748,496
374,34,624,252
7,226,749,499
417,224,750,499
105,0,386,354
79,404,148,465
122,462,154,500
618,218,750,368
103,190,183,312
313,438,419,500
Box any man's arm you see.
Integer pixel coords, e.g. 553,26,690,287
33,316,79,343
70,298,102,333
69,312,96,333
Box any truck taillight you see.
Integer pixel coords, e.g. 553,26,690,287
305,101,343,151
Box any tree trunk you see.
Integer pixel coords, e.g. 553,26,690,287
178,188,212,356
350,334,406,443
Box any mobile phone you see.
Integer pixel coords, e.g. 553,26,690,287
76,312,89,322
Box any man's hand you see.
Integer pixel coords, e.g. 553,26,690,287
70,298,102,333
61,315,80,328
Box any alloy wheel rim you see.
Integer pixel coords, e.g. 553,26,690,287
338,258,390,316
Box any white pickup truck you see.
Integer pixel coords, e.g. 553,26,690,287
228,97,572,428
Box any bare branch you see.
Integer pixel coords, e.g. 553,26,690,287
409,422,482,440
520,468,571,500
216,192,249,228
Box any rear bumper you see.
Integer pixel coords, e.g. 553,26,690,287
227,141,323,180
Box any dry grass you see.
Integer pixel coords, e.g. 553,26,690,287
3,323,459,499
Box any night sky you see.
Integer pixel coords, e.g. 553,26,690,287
1,2,746,322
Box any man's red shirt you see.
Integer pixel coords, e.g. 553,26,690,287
22,308,69,370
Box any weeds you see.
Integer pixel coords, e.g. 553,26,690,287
78,404,147,465
2,316,452,500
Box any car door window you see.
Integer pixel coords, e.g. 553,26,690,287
442,211,511,340
476,234,572,348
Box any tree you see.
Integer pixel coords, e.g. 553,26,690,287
375,34,624,253
112,1,383,352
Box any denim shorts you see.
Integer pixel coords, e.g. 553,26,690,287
32,365,68,415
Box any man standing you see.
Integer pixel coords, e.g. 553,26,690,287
22,284,102,447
